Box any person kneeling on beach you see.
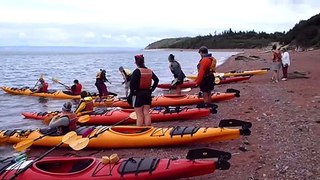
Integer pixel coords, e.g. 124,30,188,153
195,46,216,104
49,102,77,135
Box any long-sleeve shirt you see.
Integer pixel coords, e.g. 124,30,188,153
130,67,159,93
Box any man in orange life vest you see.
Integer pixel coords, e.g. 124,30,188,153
33,78,48,93
74,91,94,116
70,79,82,95
128,54,159,126
49,102,77,135
195,46,216,104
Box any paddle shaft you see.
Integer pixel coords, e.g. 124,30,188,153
10,141,64,180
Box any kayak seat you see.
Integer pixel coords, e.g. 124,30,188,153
89,109,109,115
118,158,160,176
170,127,200,137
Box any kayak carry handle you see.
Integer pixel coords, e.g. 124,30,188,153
216,161,231,170
186,148,231,161
196,103,218,114
219,119,252,136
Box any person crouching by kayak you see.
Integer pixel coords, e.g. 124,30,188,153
95,69,110,97
74,91,94,116
168,54,186,95
119,66,132,97
128,54,159,126
70,79,82,95
195,46,216,104
49,102,77,135
33,78,48,93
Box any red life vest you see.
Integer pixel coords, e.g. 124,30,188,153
84,100,94,112
73,84,82,95
138,68,152,89
40,82,48,92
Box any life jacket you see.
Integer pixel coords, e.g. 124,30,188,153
51,112,77,132
40,82,48,92
138,68,152,89
73,84,82,95
78,97,94,115
197,56,216,76
272,51,282,62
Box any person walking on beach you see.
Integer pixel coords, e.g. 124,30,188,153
128,54,159,126
271,45,282,83
168,54,186,95
95,69,110,97
281,48,290,81
195,46,216,104
119,66,132,97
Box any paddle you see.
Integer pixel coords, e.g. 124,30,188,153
9,131,77,180
13,128,58,152
52,78,70,89
32,74,44,89
69,112,137,150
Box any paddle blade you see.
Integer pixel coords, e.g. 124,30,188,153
13,140,34,152
69,138,89,151
129,112,137,120
51,78,60,83
62,131,77,144
78,115,90,123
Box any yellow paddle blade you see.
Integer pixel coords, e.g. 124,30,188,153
13,139,34,152
69,138,89,151
61,131,77,144
78,115,90,123
52,78,60,83
129,112,137,120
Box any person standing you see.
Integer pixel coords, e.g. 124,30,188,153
128,54,159,126
281,48,290,81
119,66,132,97
195,46,216,104
271,45,282,83
168,54,186,95
95,69,110,97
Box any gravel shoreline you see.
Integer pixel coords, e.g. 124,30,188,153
25,49,320,179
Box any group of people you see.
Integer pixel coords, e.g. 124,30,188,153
48,46,216,131
271,44,291,83
32,78,82,95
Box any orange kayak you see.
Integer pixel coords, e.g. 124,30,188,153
94,89,240,108
0,119,251,149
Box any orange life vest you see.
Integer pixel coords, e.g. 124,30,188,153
72,84,82,95
56,112,77,131
138,68,152,89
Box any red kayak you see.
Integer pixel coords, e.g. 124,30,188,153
0,148,231,180
22,106,217,125
157,76,251,89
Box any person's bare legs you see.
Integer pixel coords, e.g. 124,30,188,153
203,91,212,104
176,85,182,95
142,105,151,126
134,107,144,126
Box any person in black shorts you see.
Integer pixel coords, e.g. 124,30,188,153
128,54,159,126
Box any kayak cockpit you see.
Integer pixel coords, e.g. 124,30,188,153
34,157,95,174
110,126,152,134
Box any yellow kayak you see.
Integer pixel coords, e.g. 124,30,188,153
187,68,269,80
0,86,99,99
0,119,251,149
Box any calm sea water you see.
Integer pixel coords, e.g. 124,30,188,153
0,47,238,156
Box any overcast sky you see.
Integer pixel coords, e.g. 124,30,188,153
0,0,319,47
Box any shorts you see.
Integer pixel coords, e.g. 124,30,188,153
131,90,152,108
271,62,281,71
199,74,215,92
